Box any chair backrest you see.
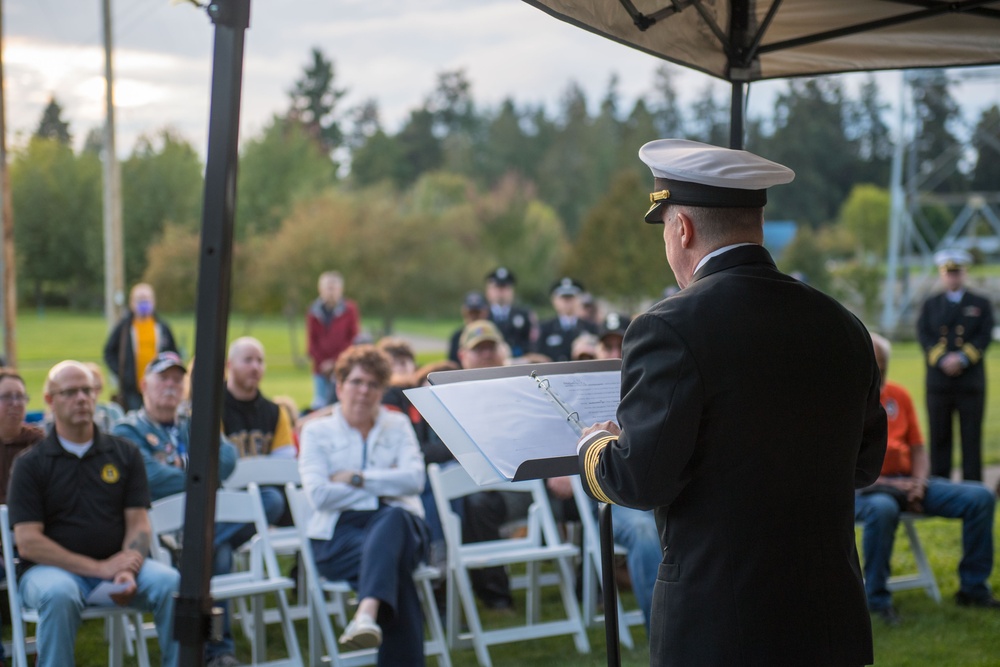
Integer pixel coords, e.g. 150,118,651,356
148,485,282,579
223,456,301,490
427,463,564,550
148,493,186,566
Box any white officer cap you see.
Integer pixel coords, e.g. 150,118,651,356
933,248,972,270
638,139,795,223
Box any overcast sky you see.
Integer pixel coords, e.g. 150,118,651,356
6,0,1000,159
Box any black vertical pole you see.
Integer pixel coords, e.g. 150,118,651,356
730,80,745,150
174,2,250,664
599,503,621,667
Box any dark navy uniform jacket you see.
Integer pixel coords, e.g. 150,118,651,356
578,245,886,667
916,290,993,393
488,305,536,358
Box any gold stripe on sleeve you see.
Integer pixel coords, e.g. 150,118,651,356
927,342,947,366
962,344,982,365
583,436,615,505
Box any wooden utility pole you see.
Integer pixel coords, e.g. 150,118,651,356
102,0,125,327
0,0,16,367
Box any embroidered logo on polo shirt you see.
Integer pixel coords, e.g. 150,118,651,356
101,464,120,484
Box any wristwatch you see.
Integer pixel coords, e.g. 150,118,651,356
349,473,364,488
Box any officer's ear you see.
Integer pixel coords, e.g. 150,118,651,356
677,211,696,249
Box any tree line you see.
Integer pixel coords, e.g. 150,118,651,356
11,52,1000,325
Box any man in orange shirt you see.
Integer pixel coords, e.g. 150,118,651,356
855,333,998,625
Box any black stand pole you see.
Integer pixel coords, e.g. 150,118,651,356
729,80,745,150
174,2,250,664
599,503,621,667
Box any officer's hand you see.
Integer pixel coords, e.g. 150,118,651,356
581,421,621,438
940,353,965,376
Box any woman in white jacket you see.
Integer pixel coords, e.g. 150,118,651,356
299,344,429,666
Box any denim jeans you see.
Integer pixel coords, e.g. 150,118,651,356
311,373,334,410
854,477,995,610
20,560,180,667
611,505,661,633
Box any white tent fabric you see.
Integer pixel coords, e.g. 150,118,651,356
520,0,1000,82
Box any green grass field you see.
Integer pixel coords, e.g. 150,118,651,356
5,309,999,665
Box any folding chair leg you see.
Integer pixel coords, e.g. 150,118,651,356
455,567,492,667
418,576,452,667
902,518,942,603
555,556,591,654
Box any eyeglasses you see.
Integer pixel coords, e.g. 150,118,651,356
52,386,95,399
0,393,28,404
343,378,382,392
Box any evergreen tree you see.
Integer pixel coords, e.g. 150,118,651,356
35,96,72,145
970,104,1000,192
288,47,347,154
235,115,337,238
12,137,102,307
759,78,860,226
564,169,668,307
651,65,684,138
688,85,728,146
910,70,967,193
849,76,893,187
121,129,204,284
537,82,594,237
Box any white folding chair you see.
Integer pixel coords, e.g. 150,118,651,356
886,513,942,603
223,456,301,492
284,483,451,667
222,456,308,632
856,511,941,603
427,463,590,667
569,475,647,649
148,485,303,666
0,505,151,667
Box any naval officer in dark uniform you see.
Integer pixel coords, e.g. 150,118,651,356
535,277,598,362
485,267,536,359
576,139,887,667
916,249,994,481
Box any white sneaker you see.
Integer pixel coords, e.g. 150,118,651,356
339,613,382,650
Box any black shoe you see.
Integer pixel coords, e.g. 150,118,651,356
871,606,901,627
955,590,1000,609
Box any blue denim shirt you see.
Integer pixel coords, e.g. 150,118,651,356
113,408,237,500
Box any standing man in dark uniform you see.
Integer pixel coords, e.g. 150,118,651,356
535,277,598,362
485,267,536,359
577,139,887,667
916,249,994,481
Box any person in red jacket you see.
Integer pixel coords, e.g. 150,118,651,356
307,271,360,410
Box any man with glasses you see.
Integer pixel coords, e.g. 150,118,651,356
917,249,994,482
6,361,180,667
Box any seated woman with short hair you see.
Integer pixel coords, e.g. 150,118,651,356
299,344,429,666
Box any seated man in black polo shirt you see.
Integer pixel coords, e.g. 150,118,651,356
7,360,180,667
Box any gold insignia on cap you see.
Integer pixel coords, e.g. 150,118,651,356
649,189,671,204
101,464,120,484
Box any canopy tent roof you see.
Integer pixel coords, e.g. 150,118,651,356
520,0,1000,83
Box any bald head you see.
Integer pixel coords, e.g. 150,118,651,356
869,332,890,388
227,337,266,399
44,361,97,440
